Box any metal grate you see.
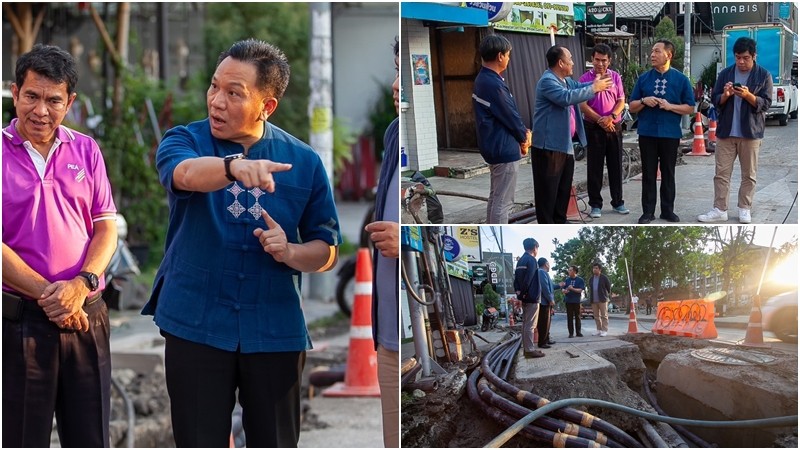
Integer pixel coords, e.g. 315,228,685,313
691,348,777,365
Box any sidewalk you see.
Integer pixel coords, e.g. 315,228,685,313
426,120,798,224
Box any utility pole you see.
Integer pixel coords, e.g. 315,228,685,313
683,2,691,79
307,3,334,301
309,2,334,186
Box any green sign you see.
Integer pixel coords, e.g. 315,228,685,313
712,2,767,31
586,2,615,34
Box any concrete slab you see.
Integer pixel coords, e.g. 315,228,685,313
656,348,798,447
514,340,637,382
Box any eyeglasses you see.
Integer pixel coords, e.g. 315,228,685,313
17,93,68,112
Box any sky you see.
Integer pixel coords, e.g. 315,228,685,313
465,224,798,281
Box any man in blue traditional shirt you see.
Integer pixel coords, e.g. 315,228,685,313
629,40,695,224
142,39,341,448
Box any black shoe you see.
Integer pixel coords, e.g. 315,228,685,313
576,333,584,337
568,334,574,338
538,344,552,349
660,212,680,222
524,350,545,358
638,214,655,224
548,340,556,345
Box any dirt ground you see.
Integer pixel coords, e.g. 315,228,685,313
401,332,798,448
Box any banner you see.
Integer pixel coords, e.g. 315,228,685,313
451,226,482,262
493,1,575,35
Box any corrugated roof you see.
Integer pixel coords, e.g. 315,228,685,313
616,2,665,20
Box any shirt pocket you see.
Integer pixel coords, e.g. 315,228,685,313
158,256,210,327
262,183,312,241
256,273,305,340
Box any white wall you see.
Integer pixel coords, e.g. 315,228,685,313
689,35,723,84
333,3,399,135
401,18,439,172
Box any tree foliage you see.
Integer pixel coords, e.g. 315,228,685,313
204,3,310,142
482,283,500,310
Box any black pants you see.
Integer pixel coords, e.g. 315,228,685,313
537,303,552,346
3,297,111,448
585,122,624,209
163,332,305,448
565,302,582,336
638,136,680,215
532,148,575,224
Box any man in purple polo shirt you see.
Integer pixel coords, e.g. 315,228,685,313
579,43,629,219
2,44,118,448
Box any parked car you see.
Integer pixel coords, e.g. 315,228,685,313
761,290,798,343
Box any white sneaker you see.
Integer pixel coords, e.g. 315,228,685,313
739,209,751,224
599,331,608,337
697,207,728,223
592,330,602,336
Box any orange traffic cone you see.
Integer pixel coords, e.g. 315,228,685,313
626,306,640,334
566,186,581,221
687,112,710,156
742,295,770,348
707,118,717,145
323,248,381,397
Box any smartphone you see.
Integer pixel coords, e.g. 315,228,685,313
733,82,742,89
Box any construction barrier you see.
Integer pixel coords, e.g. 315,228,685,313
323,248,381,397
652,298,718,339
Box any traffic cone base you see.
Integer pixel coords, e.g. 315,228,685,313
566,186,581,221
688,112,711,156
741,305,771,348
626,308,641,334
322,248,381,397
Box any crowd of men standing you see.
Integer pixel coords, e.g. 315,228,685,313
472,34,772,225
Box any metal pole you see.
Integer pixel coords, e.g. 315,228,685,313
402,251,446,377
683,2,691,78
755,227,779,297
499,226,509,325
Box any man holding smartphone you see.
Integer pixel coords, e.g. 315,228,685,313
698,37,772,224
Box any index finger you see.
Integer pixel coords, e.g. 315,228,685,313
267,162,293,173
261,210,280,229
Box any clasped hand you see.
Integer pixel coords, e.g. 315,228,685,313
38,278,90,331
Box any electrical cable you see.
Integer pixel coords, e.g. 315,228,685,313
782,191,798,224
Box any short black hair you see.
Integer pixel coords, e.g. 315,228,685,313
537,257,548,267
546,45,567,68
569,265,579,274
15,44,78,95
523,238,539,251
394,36,399,58
656,39,675,59
217,38,290,100
479,34,512,63
733,37,756,56
592,43,613,59
592,263,603,270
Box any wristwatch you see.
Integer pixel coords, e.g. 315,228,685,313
78,271,99,291
610,113,618,120
224,153,246,182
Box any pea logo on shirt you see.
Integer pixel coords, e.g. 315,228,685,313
67,163,85,182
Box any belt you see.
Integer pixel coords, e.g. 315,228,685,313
2,290,102,322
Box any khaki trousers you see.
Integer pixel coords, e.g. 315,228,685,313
713,137,761,211
377,345,399,448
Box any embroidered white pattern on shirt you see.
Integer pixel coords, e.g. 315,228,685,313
75,168,86,182
227,183,245,199
248,202,264,219
228,200,246,218
249,187,265,201
654,78,668,96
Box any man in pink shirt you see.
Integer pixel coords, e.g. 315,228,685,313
3,44,117,447
579,44,629,219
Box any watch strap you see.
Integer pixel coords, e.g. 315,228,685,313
224,153,244,182
78,271,98,290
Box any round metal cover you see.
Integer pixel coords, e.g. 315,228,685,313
691,348,777,365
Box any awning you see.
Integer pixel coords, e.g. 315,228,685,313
616,2,665,20
589,28,635,38
401,2,489,27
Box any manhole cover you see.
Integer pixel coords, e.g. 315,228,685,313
691,348,777,365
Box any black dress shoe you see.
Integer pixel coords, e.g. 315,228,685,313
576,333,584,337
660,212,680,222
568,334,574,338
538,344,552,349
638,214,655,224
547,340,556,345
524,350,545,358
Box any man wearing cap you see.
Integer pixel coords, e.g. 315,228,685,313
513,238,544,358
536,257,556,348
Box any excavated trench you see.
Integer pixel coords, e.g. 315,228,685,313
401,332,797,448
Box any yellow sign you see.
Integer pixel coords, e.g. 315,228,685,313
453,226,481,262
